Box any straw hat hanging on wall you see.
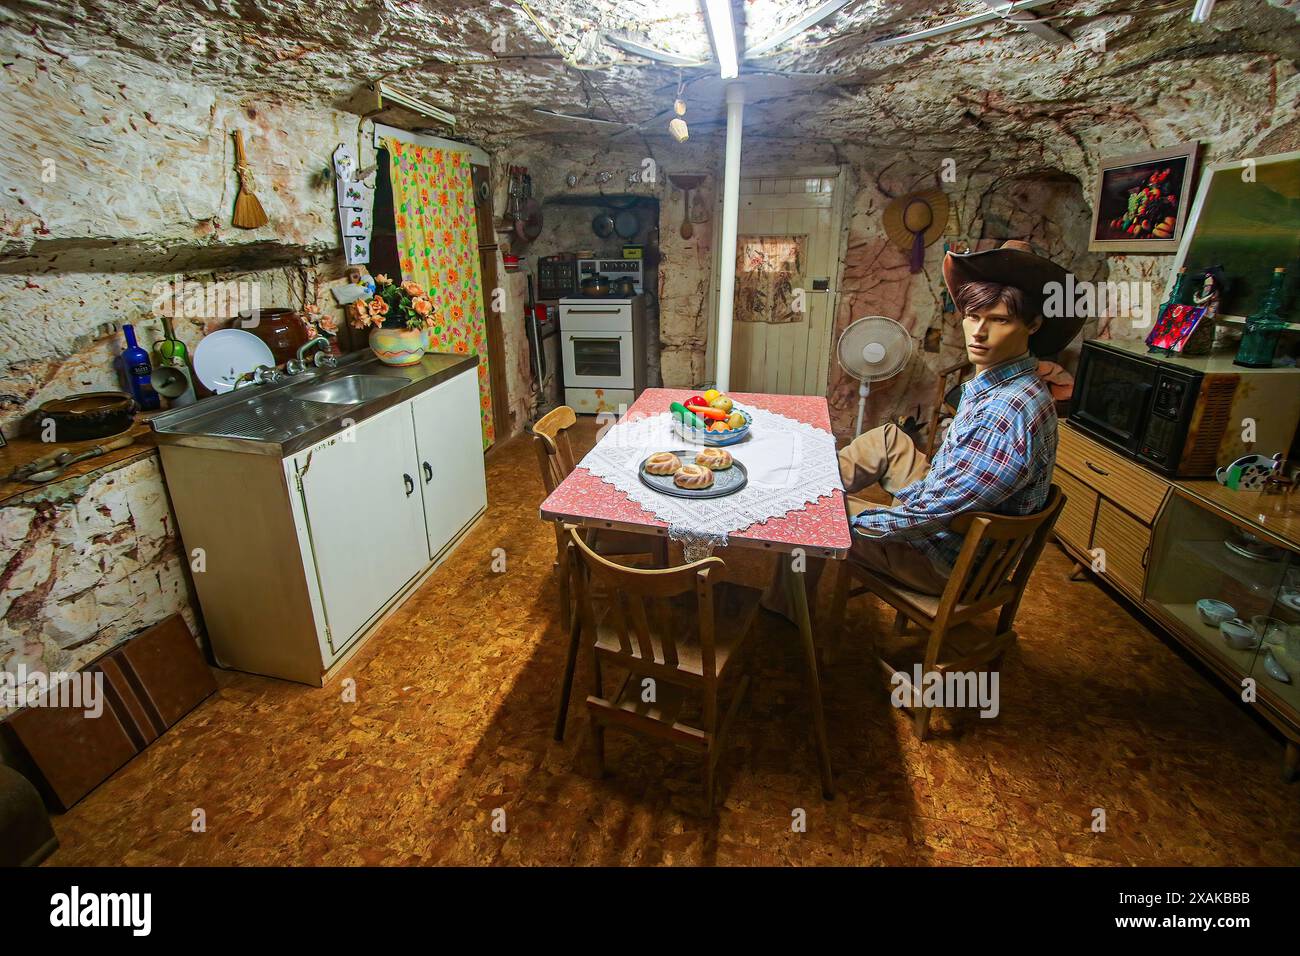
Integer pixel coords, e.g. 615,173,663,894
883,189,950,273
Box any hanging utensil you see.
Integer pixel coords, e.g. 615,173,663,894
680,185,694,239
231,130,269,229
614,208,640,240
592,212,616,238
515,197,543,243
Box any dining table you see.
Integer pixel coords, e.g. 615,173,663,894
539,387,853,798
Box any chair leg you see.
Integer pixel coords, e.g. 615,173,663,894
553,609,582,742
913,705,934,742
589,657,606,777
704,755,716,816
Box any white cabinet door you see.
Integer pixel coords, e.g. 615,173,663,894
297,406,429,650
410,369,488,560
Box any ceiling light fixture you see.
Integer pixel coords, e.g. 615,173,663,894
532,108,629,127
744,0,853,57
871,0,1055,47
701,0,739,79
606,34,702,66
375,81,456,128
1190,0,1215,22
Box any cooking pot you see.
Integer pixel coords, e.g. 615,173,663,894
592,212,616,239
38,391,136,441
611,276,636,296
580,275,610,296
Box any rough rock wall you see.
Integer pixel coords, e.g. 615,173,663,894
0,455,197,717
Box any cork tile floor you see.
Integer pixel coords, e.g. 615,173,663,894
48,419,1300,866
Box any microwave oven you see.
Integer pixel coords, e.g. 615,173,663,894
1068,339,1300,478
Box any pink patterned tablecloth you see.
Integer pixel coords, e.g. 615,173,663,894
540,388,853,558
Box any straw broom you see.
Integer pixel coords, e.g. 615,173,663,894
231,130,269,229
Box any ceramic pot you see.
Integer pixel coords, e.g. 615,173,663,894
369,327,426,366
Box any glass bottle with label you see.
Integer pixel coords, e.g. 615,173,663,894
121,324,160,410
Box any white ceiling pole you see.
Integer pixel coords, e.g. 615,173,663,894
713,82,745,393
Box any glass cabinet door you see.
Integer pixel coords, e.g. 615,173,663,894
1256,557,1300,710
1147,493,1294,677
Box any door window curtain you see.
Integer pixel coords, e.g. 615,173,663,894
382,137,495,448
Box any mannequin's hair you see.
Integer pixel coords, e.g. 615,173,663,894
955,281,1035,322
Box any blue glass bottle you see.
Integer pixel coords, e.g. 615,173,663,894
121,324,160,410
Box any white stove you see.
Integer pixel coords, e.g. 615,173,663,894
558,294,648,415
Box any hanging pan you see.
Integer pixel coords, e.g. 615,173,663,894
592,212,616,238
613,208,640,239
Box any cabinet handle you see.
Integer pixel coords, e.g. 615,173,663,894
403,473,415,497
1142,546,1150,568
422,461,433,483
1084,460,1110,477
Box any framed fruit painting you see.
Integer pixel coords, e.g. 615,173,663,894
1088,142,1200,253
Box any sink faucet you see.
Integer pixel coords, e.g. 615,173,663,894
285,337,333,375
233,365,283,389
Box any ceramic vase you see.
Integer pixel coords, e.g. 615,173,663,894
368,327,425,366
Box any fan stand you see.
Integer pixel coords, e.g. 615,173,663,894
855,379,871,438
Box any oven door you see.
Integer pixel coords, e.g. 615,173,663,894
1070,345,1155,455
562,328,634,389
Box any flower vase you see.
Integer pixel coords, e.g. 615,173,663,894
368,327,426,366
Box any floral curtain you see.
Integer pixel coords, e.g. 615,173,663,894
735,235,807,324
383,137,494,448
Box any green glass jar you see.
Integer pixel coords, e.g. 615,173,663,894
1234,267,1289,368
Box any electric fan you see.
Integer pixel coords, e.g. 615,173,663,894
835,315,913,436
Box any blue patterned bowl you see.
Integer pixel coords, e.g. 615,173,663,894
672,407,752,447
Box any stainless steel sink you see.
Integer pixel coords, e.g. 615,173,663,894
292,374,407,405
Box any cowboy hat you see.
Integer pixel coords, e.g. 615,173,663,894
883,190,949,273
942,239,1083,356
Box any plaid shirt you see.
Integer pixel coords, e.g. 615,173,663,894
852,353,1057,572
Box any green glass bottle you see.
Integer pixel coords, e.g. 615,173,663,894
1234,267,1288,368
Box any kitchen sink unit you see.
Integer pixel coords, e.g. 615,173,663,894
151,351,487,684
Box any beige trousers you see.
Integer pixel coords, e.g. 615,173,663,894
764,424,949,618
835,423,949,596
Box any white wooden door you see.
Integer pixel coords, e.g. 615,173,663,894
297,405,429,650
411,370,488,560
730,174,839,396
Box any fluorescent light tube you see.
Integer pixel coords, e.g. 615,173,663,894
1191,0,1215,23
702,0,739,79
606,34,702,66
376,81,456,127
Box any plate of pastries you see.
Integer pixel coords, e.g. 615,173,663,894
638,447,748,499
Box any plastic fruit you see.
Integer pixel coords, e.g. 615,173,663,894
727,411,745,429
703,388,720,403
710,395,734,414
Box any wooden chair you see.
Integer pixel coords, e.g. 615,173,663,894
532,406,666,741
566,526,759,814
828,485,1065,740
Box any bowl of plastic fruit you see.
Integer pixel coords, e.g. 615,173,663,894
670,390,753,447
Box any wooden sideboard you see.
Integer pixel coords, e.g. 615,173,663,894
1053,421,1300,781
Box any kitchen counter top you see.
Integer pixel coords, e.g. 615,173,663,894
150,349,479,457
0,421,159,507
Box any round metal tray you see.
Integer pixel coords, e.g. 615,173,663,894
638,450,748,500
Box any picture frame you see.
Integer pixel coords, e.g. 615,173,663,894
1166,149,1300,326
1087,142,1200,253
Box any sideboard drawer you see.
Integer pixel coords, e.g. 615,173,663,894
1052,467,1098,552
1092,498,1151,599
1058,424,1169,524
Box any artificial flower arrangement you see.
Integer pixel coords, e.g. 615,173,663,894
300,302,338,339
347,274,435,332
347,274,433,366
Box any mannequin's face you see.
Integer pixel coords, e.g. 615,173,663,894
963,302,1041,370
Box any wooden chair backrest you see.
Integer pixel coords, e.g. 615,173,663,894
940,484,1065,614
566,526,725,680
532,405,578,495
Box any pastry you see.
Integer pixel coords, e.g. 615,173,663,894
673,463,715,489
644,451,682,475
695,447,733,470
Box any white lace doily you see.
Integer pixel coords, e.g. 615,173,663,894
578,407,842,554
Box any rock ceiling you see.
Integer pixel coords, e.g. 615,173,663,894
4,0,1300,157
